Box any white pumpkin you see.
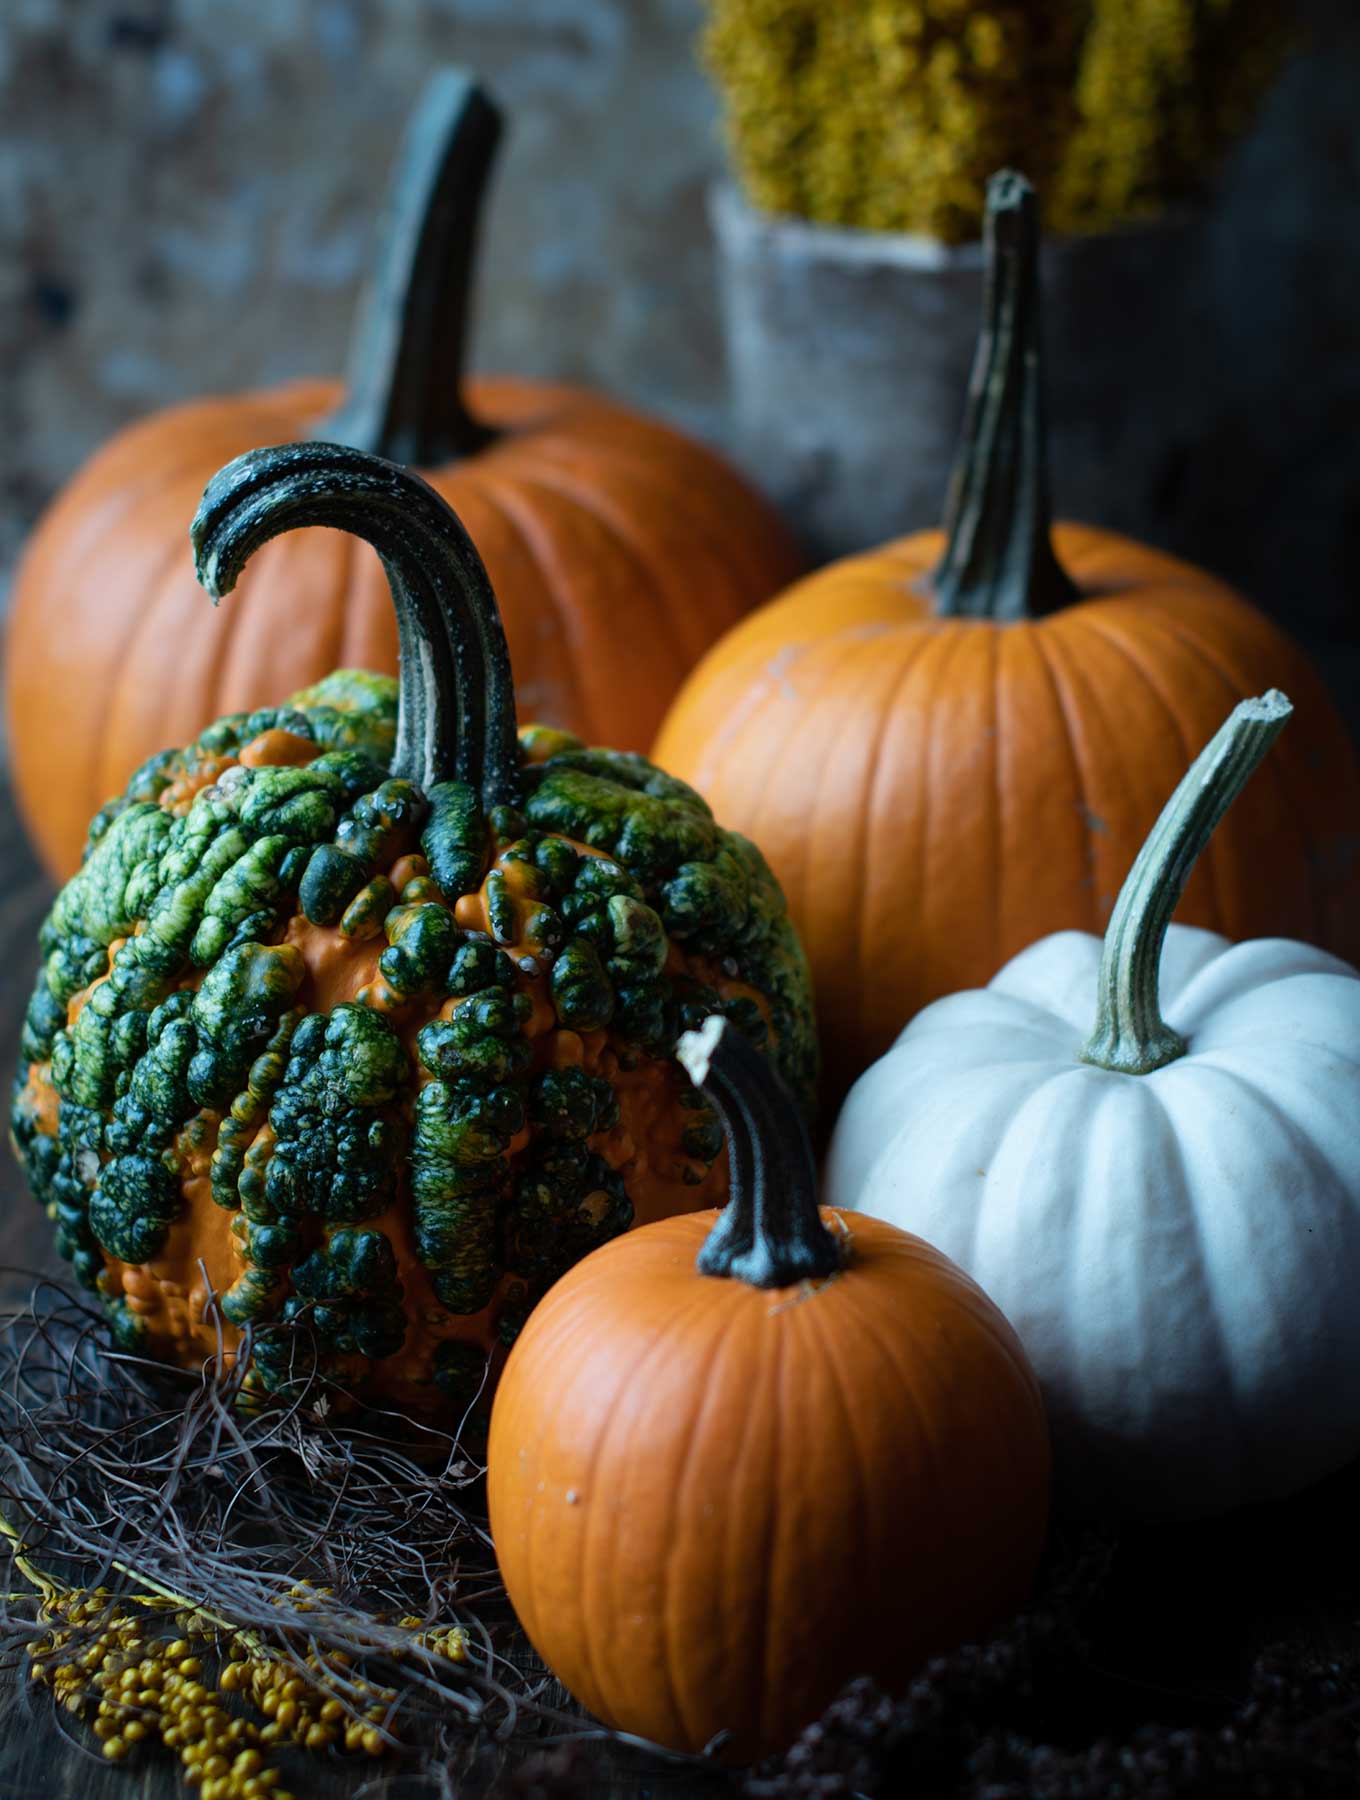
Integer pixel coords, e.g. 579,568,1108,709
825,691,1360,1519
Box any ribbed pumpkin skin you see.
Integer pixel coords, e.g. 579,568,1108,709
487,1207,1050,1760
6,375,801,880
826,926,1360,1519
652,525,1360,1101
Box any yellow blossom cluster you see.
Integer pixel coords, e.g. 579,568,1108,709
16,1552,469,1798
705,0,1290,239
27,1587,299,1800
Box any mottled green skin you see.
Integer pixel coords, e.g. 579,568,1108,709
253,1226,408,1392
11,671,817,1395
218,1004,409,1337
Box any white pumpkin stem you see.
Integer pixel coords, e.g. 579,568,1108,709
1079,691,1292,1076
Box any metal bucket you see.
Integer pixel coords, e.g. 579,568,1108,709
711,180,1208,564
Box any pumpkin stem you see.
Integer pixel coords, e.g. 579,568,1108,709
317,68,500,465
190,441,522,808
929,171,1079,623
1079,691,1292,1076
677,1017,841,1288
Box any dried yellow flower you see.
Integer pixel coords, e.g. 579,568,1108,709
705,0,1290,239
3,1511,465,1797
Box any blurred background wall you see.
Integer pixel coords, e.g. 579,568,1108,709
2,0,1358,723
0,0,725,588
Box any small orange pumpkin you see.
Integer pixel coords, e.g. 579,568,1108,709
487,1016,1050,1761
652,173,1360,1104
6,70,801,881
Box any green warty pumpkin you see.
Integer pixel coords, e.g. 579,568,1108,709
9,443,815,1413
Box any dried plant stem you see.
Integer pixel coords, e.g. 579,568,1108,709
0,1275,685,1795
0,1506,60,1605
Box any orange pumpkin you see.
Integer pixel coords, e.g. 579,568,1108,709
6,70,801,882
487,1016,1050,1761
653,172,1360,1103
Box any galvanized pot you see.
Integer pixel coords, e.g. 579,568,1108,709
711,181,1208,564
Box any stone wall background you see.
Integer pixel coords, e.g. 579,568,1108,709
0,0,727,591
2,0,1358,726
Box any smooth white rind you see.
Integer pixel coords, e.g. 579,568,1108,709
824,924,1360,1518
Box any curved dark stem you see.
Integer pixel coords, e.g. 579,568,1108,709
677,1018,841,1289
190,441,521,807
929,170,1079,622
318,68,501,466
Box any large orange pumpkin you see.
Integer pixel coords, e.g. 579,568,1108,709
6,70,801,882
487,1016,1050,1760
653,173,1360,1103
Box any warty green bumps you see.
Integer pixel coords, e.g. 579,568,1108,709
11,671,816,1405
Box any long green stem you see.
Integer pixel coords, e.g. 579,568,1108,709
677,1017,841,1287
190,441,522,810
318,69,500,465
929,170,1079,622
1079,691,1292,1075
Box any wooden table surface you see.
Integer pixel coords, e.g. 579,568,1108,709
0,779,1357,1800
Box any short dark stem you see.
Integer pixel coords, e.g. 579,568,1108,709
1080,691,1292,1075
318,69,501,466
677,1017,841,1288
929,170,1079,622
190,441,521,808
